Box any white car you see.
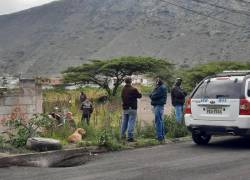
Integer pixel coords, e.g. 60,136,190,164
185,71,250,145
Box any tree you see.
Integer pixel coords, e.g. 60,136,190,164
63,56,173,96
178,61,250,92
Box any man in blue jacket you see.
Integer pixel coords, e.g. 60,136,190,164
149,77,167,142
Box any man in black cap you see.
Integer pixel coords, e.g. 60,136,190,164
171,78,187,123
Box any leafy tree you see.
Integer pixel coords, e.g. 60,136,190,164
178,61,250,92
63,56,173,96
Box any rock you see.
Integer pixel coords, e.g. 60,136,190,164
26,137,62,152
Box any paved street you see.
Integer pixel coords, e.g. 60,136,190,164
1,136,250,180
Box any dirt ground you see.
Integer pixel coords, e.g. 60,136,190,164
137,94,173,126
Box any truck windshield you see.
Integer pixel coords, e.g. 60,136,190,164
193,78,242,99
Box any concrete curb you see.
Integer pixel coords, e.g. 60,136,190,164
0,137,192,168
0,147,107,168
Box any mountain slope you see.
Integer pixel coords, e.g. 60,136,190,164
0,0,249,75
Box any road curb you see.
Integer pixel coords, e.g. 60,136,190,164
0,147,107,168
0,137,192,168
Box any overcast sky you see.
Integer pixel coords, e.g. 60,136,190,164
0,0,58,15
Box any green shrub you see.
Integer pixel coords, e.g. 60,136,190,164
0,135,5,147
97,129,123,151
178,61,250,92
6,114,55,148
78,140,97,147
44,124,74,144
76,122,98,142
9,128,29,148
164,114,189,138
134,138,159,147
138,122,156,139
139,85,154,95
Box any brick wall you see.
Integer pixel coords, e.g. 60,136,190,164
0,79,43,132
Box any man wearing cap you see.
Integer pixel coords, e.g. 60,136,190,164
171,78,187,123
121,77,142,142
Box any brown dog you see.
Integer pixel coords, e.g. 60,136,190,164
67,128,86,143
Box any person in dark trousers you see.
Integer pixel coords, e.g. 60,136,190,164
150,77,167,142
121,77,142,142
80,98,93,125
171,78,187,123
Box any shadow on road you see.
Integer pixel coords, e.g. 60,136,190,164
197,136,250,150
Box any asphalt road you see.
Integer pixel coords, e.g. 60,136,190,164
1,136,250,180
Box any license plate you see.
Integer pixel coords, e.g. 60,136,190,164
207,108,222,114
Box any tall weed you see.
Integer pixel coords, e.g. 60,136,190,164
164,113,189,138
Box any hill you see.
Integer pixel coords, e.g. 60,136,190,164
0,0,249,75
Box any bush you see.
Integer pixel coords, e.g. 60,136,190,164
138,122,156,139
134,138,159,147
97,129,123,151
0,135,5,147
164,114,189,138
5,114,55,148
43,124,74,145
139,85,154,95
178,61,250,92
9,128,30,148
76,122,98,142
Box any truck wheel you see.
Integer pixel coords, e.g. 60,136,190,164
192,132,211,145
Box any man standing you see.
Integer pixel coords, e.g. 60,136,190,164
80,92,87,103
150,77,167,142
121,77,142,142
80,98,93,125
171,78,187,123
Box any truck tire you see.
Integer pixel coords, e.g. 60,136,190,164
192,132,211,145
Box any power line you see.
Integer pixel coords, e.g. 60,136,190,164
161,0,247,28
236,0,250,4
192,0,250,17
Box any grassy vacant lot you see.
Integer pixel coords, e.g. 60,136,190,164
42,87,188,150
0,86,189,153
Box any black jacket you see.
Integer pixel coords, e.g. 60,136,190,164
171,85,187,106
121,85,142,110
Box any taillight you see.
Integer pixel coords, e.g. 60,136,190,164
239,98,250,115
185,97,192,114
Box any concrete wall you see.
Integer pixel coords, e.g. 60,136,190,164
0,79,43,131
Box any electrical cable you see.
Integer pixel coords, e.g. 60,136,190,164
161,0,248,28
191,0,250,17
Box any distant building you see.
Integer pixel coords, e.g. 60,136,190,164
109,75,152,89
39,76,63,89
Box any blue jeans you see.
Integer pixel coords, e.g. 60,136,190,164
175,105,184,123
153,105,165,141
121,109,137,139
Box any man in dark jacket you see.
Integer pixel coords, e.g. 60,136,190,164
149,77,167,142
171,78,187,123
121,77,142,142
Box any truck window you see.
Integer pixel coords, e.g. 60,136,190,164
193,79,242,99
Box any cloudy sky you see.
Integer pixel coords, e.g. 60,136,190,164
0,0,58,15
